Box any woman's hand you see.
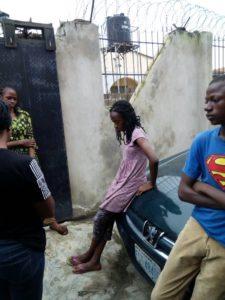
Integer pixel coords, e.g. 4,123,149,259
20,138,36,148
136,181,155,196
29,147,36,158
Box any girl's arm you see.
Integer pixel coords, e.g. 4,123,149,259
136,137,159,195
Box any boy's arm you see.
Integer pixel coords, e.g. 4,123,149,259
178,173,224,209
33,195,55,220
194,181,225,208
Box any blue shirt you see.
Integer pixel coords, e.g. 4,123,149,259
183,127,225,247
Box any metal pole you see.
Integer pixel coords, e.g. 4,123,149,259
90,0,95,23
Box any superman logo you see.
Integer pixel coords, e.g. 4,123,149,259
206,155,225,190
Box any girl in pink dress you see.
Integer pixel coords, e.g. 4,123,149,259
68,100,159,274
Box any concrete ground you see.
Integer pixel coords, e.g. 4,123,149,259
43,218,152,300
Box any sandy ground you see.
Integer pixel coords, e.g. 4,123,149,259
43,219,152,300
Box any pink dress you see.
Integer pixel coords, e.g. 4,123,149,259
100,127,148,213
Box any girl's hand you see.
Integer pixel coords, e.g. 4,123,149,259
136,181,155,196
20,138,36,148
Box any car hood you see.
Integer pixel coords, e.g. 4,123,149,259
127,151,194,241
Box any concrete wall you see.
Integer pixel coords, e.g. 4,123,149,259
56,24,212,217
56,21,120,217
131,30,212,158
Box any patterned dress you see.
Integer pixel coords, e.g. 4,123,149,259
10,107,34,156
100,127,148,213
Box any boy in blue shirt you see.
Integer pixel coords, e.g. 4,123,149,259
151,75,225,300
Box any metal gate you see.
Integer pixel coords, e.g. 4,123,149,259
0,19,72,221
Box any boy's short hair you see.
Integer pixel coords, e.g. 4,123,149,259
0,100,11,133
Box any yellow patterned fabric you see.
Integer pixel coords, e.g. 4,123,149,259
10,107,34,155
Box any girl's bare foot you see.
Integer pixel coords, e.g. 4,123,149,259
67,252,93,266
72,261,102,274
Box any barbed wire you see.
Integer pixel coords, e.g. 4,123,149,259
74,0,225,36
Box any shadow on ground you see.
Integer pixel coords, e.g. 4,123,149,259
43,219,152,300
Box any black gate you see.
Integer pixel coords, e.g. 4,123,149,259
0,19,72,221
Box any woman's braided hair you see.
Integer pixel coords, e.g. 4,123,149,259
0,99,11,133
110,100,144,144
210,74,225,85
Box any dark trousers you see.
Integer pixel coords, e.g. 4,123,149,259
0,240,44,300
93,208,120,241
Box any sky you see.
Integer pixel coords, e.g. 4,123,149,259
1,0,225,31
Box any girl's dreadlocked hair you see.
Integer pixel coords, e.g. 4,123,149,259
110,100,144,144
0,99,11,133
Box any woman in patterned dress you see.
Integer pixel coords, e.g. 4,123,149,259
68,100,159,274
0,86,68,235
1,87,36,157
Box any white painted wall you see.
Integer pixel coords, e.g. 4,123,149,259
56,20,120,217
56,24,212,217
131,30,212,159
